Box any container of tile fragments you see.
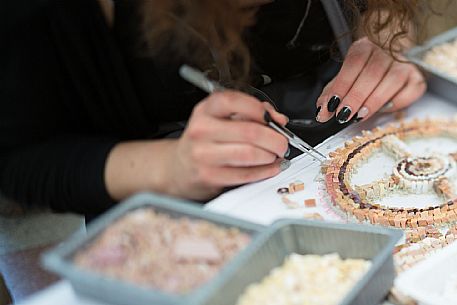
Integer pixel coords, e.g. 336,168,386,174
200,219,402,305
396,240,457,305
407,26,457,103
41,192,263,305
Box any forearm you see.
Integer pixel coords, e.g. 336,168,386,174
104,139,178,201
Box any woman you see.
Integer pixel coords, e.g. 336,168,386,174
0,0,426,214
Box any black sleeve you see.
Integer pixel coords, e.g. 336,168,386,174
1,138,118,214
0,0,135,214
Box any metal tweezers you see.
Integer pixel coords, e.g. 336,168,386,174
179,65,328,163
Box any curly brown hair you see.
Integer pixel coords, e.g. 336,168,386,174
141,0,428,87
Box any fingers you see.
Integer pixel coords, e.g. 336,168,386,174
200,91,288,125
187,116,289,158
202,91,266,123
358,63,426,121
202,91,264,123
334,49,393,123
263,102,288,126
189,91,289,157
190,142,277,167
315,79,335,122
194,159,283,187
388,71,427,112
315,37,426,123
355,60,410,121
176,90,291,199
316,38,374,123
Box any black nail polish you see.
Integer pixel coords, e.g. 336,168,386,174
354,116,363,122
337,106,352,124
315,106,321,117
327,96,340,112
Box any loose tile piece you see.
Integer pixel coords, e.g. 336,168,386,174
304,198,317,208
281,196,299,209
293,181,305,192
303,212,324,220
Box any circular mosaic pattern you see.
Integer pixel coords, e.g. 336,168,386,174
323,118,457,228
394,155,457,193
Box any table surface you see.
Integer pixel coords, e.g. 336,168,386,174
17,281,396,305
18,92,454,305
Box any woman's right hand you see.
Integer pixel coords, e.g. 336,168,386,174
167,91,289,200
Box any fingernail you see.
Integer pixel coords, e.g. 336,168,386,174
337,106,352,124
284,147,291,158
358,106,369,118
265,103,289,124
380,101,394,113
263,102,274,110
280,159,291,171
315,106,322,122
316,106,322,122
263,111,272,123
327,95,340,112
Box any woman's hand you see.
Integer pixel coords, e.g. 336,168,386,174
166,91,289,200
315,37,426,123
105,91,289,202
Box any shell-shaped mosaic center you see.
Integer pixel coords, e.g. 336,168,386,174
395,155,457,194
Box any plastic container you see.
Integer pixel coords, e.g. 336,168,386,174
201,219,402,305
407,27,457,103
43,192,401,305
42,192,264,305
395,240,457,305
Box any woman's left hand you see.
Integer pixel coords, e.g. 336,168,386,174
315,37,426,124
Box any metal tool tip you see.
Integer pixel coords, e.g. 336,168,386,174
179,65,194,78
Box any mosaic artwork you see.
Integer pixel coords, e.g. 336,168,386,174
321,117,457,276
323,117,457,229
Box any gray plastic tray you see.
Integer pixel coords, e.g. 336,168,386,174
201,219,402,305
407,27,457,103
41,192,265,305
43,193,401,305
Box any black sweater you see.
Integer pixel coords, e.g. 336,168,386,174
0,0,336,214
